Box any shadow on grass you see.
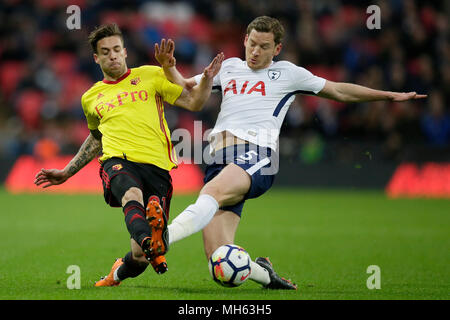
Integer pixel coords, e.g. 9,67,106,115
126,284,272,295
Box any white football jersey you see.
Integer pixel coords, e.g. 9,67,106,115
194,57,326,151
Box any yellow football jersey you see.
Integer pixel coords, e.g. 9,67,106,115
81,65,183,171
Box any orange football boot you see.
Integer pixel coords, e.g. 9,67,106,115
94,258,123,287
143,200,169,274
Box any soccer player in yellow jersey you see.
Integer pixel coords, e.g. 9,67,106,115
34,23,224,286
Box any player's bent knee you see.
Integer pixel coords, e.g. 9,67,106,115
200,184,222,201
109,174,143,206
121,187,144,207
201,169,250,206
201,183,241,207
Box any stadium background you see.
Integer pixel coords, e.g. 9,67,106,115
0,0,449,301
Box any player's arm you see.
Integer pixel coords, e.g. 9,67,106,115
34,129,102,188
171,52,224,112
155,39,197,89
317,80,427,103
155,38,225,112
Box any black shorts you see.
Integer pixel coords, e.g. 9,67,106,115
99,157,173,218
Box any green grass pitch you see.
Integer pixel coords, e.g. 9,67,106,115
0,187,448,300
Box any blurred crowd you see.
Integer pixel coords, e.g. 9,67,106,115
0,0,448,165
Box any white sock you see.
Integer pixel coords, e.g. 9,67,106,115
168,194,219,245
249,260,270,285
113,266,121,282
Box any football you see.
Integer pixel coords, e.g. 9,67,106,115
208,244,252,287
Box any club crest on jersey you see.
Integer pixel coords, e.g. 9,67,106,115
130,77,141,85
112,164,123,171
268,69,281,80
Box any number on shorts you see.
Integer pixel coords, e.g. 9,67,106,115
239,150,258,161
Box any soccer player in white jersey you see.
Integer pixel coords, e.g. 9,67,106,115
150,16,426,289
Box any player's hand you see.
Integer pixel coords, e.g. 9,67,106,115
390,92,427,102
203,52,224,79
155,38,176,68
34,168,69,188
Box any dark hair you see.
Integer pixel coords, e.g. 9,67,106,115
88,23,123,53
246,16,285,44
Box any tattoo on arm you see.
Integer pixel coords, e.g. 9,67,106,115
66,132,102,177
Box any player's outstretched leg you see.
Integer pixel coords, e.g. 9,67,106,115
142,200,169,274
94,258,124,287
254,257,297,290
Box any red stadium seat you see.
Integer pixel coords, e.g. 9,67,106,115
0,61,25,99
50,52,77,76
15,89,44,130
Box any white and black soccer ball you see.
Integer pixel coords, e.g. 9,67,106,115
208,244,251,287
